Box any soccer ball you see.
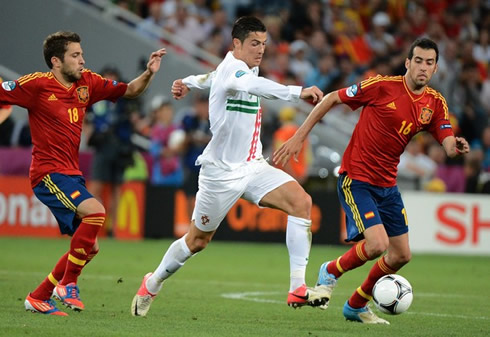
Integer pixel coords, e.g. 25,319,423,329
372,274,413,315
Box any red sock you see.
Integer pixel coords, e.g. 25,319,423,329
30,252,69,300
86,245,99,265
348,256,398,308
327,241,370,278
59,213,105,285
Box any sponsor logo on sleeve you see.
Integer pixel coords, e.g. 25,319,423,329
112,80,118,86
2,81,16,91
235,70,246,78
346,84,358,97
440,124,452,129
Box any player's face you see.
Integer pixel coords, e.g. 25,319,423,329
233,31,267,68
405,47,438,89
60,42,85,83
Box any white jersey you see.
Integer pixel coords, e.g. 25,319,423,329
182,51,302,170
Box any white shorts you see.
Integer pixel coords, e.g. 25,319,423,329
192,159,295,231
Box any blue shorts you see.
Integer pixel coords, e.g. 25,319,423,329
337,173,408,242
33,173,93,235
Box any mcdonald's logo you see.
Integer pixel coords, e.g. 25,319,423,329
114,182,145,240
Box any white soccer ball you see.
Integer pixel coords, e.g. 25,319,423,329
372,274,413,315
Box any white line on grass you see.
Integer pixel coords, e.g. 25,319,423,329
220,291,490,321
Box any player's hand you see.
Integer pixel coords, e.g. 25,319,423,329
455,137,470,155
147,48,166,74
273,135,303,167
300,86,323,104
172,79,190,100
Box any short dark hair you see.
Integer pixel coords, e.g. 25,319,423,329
407,38,439,63
231,16,266,43
43,31,81,68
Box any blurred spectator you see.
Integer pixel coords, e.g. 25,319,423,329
289,39,314,83
431,149,466,193
306,29,332,66
180,93,211,217
86,66,139,235
458,9,479,42
165,3,206,46
481,126,490,172
334,16,373,67
273,106,312,185
149,95,183,186
304,53,340,92
136,1,165,40
473,29,490,68
398,138,437,190
464,149,485,193
202,8,232,55
366,12,396,58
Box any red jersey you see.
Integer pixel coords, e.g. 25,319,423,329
338,75,454,187
0,70,128,187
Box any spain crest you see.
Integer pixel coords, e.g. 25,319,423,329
76,86,89,103
418,107,433,124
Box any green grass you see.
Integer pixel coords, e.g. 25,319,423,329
0,237,489,337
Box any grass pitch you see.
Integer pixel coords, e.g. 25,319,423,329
0,237,489,337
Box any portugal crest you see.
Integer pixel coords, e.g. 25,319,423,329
76,86,89,103
418,107,433,124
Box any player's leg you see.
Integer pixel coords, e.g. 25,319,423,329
315,174,384,309
53,197,105,311
27,174,98,314
245,162,317,308
132,164,243,316
343,186,409,324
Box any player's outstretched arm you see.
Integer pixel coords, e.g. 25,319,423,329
124,48,166,98
442,136,470,158
273,90,342,167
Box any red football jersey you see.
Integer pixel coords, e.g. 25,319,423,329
338,75,454,187
0,70,128,187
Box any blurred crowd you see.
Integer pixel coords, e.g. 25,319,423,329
2,0,490,194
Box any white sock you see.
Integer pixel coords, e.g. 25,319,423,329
146,235,192,294
286,215,312,291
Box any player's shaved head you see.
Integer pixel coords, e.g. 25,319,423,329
43,31,81,69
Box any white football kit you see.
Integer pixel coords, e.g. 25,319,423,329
182,51,303,231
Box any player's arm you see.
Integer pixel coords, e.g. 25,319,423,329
227,71,322,103
172,71,216,100
124,48,166,98
273,91,342,166
442,136,470,158
0,105,12,124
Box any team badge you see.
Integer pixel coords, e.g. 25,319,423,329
76,86,89,103
418,107,433,124
201,215,210,226
1,80,16,91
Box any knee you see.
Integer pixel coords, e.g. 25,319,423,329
290,192,312,218
392,251,412,266
365,238,389,259
186,236,210,254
